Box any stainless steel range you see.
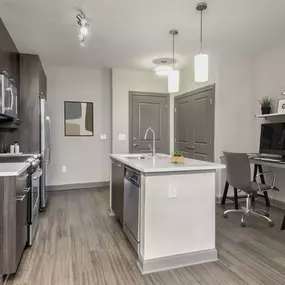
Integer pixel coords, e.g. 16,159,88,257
26,155,42,246
0,154,42,245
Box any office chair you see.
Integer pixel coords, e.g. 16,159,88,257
223,152,279,227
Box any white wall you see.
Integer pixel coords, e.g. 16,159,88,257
112,68,168,153
45,66,111,186
254,45,285,203
178,53,257,197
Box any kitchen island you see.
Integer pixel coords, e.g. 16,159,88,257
109,153,225,274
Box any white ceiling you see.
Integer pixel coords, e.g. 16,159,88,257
1,0,285,70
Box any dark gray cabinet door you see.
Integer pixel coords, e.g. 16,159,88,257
19,54,46,153
16,193,27,266
175,85,215,162
130,92,170,154
111,160,124,222
0,18,19,88
39,62,47,98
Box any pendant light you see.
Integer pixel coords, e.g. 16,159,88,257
195,2,208,83
168,29,180,93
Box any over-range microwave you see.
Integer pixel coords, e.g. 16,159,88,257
0,73,18,119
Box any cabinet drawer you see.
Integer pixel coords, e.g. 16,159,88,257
16,193,28,265
16,172,29,195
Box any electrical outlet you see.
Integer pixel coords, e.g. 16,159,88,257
62,166,67,173
100,134,107,140
168,185,177,199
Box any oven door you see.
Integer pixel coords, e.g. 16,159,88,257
32,168,42,216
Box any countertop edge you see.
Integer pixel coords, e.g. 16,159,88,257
110,154,226,174
0,162,30,177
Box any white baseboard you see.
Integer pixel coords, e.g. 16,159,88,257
47,181,109,191
137,249,218,275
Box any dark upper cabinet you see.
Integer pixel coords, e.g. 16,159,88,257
19,54,46,152
0,18,19,88
39,62,47,98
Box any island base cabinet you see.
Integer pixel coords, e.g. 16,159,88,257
111,160,125,222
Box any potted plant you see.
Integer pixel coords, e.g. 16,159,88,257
259,97,272,115
170,151,184,163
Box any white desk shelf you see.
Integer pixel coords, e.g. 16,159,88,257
255,113,285,119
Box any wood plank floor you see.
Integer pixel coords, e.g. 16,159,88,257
7,188,285,285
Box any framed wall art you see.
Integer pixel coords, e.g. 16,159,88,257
277,98,285,114
64,101,94,136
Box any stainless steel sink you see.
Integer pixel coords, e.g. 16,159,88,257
126,156,148,160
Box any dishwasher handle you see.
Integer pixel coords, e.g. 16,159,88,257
124,168,140,187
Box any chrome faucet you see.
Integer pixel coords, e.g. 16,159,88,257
144,127,156,157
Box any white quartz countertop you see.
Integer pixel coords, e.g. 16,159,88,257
0,162,30,176
110,153,225,174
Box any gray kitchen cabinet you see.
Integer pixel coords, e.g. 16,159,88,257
111,159,125,222
19,54,47,153
0,170,29,276
0,18,20,89
16,192,28,265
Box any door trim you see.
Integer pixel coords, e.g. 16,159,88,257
129,91,170,154
174,84,215,161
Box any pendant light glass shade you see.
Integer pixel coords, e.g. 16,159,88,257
168,69,180,93
195,3,208,83
154,65,173,77
194,53,208,82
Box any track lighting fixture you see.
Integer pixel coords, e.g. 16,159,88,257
76,10,89,47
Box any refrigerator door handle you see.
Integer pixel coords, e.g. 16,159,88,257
47,116,52,164
48,146,52,164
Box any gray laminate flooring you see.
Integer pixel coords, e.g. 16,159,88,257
7,188,285,285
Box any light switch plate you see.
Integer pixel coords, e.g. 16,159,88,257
118,134,127,141
62,166,67,173
100,134,107,140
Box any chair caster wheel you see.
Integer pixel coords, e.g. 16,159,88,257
269,221,274,227
240,222,246,227
223,213,228,219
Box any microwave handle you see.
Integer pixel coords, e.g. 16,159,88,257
10,88,14,110
4,87,13,110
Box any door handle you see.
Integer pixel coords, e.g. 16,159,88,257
133,144,139,148
187,145,195,149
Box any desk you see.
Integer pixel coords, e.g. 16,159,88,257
222,156,285,230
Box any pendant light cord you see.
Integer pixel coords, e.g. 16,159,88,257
200,10,203,53
172,33,175,70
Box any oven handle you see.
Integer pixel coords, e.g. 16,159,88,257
23,187,31,193
33,169,43,180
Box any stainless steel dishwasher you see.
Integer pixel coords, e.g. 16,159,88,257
123,166,140,253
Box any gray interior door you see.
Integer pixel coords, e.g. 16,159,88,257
174,85,215,162
130,92,169,154
175,96,192,158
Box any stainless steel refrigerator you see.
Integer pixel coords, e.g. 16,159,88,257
40,98,52,210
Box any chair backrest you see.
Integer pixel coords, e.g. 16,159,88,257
223,152,252,193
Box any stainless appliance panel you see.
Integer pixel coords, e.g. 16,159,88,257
28,165,42,245
123,167,140,253
0,74,18,119
40,98,51,210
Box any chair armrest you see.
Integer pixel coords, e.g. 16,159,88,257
255,171,276,189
